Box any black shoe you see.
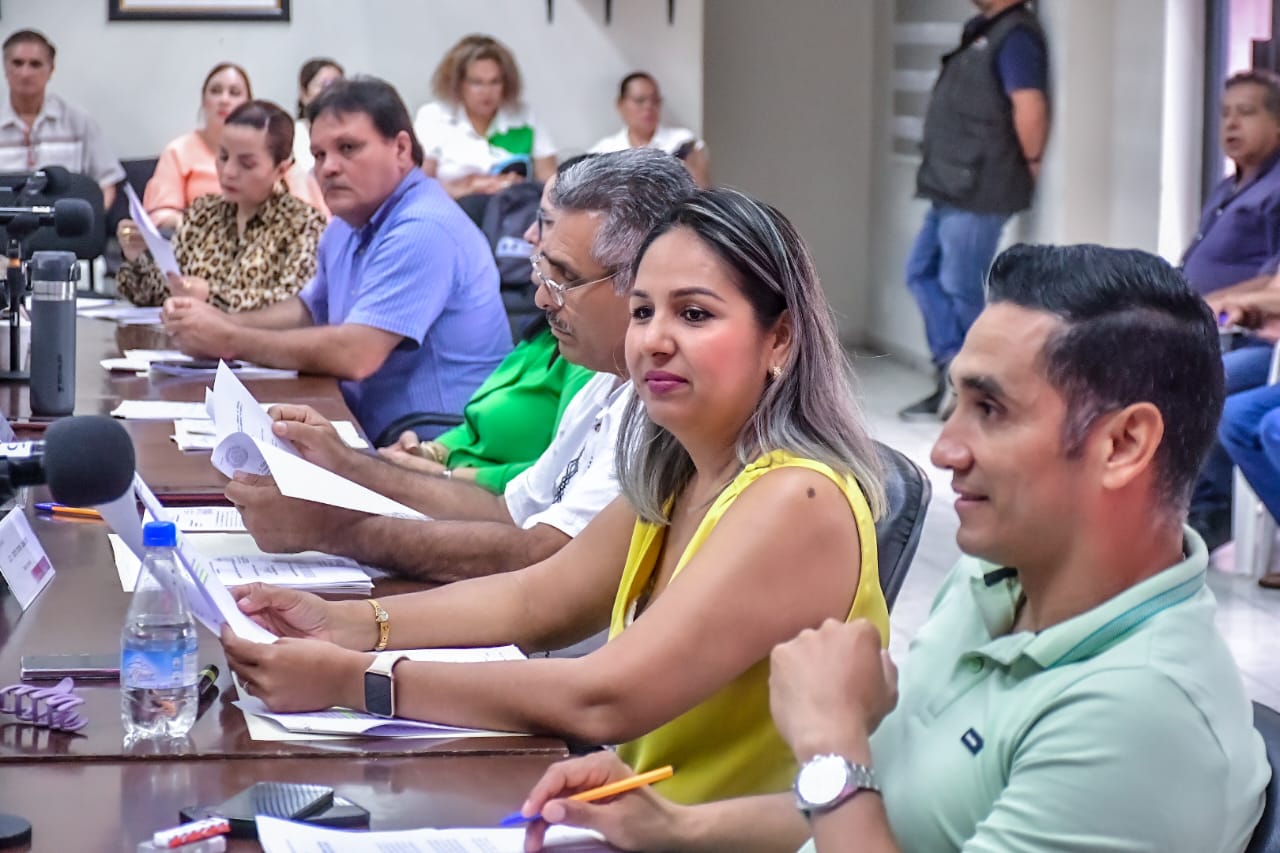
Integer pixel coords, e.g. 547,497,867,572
1188,506,1233,553
898,387,946,423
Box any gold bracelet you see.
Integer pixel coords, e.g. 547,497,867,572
368,599,390,652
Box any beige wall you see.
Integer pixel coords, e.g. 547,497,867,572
703,0,876,344
6,0,704,160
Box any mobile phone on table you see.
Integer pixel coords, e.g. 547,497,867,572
180,782,357,839
151,359,242,371
20,653,120,681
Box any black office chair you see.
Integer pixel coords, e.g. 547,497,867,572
1246,701,1280,853
872,441,931,611
105,156,159,235
373,411,464,448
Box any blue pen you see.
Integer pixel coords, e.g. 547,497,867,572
496,765,674,827
35,502,102,519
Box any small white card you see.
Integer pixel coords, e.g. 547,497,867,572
0,508,55,609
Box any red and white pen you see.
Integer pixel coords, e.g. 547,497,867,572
151,817,230,849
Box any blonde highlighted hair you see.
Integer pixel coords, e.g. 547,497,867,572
431,34,522,108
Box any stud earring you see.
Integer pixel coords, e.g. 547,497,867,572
771,365,783,379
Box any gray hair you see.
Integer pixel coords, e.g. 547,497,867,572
549,148,696,294
616,188,887,524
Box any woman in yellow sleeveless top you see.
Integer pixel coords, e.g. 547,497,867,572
218,182,887,808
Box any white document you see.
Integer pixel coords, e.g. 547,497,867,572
0,508,55,609
109,531,373,593
171,506,246,532
236,646,527,740
111,400,220,420
255,816,610,853
210,363,424,519
123,183,181,277
173,418,367,453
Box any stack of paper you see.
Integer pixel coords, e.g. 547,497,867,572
108,532,377,594
110,399,231,420
256,817,610,852
235,646,528,741
102,349,298,379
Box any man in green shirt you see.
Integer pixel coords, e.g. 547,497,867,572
516,244,1271,853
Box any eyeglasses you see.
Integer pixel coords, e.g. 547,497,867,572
530,253,615,308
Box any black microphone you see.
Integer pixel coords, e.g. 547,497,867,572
1,415,135,505
0,197,93,239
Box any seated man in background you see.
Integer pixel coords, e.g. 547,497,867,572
1216,286,1280,586
226,149,696,583
162,77,511,445
1188,70,1280,303
519,244,1269,853
0,29,123,208
1181,69,1280,549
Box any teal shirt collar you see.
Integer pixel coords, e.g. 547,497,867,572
965,527,1208,671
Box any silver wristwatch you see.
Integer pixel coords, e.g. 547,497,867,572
794,754,879,816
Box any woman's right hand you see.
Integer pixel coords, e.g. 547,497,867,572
520,752,684,853
116,219,147,262
231,583,374,650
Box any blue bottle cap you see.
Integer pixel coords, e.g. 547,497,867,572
142,520,178,548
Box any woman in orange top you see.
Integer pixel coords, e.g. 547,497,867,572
145,63,325,229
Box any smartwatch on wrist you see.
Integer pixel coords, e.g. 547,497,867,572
794,754,879,817
363,652,408,718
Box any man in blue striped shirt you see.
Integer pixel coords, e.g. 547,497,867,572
163,77,511,445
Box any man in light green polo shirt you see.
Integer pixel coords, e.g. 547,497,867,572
514,243,1271,853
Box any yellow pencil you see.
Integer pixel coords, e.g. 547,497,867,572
498,765,674,825
568,765,674,802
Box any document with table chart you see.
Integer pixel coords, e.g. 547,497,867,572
208,362,428,520
256,815,612,851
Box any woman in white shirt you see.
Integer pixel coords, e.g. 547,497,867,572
293,57,344,174
590,72,709,187
414,34,557,199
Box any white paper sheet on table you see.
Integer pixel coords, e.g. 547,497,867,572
209,363,424,519
78,303,163,325
108,531,375,593
110,399,231,420
102,349,298,380
255,816,611,853
123,183,181,277
235,646,528,741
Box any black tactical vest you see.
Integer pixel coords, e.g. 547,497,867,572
916,4,1048,215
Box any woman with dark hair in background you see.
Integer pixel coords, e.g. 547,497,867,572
118,100,326,311
591,72,709,187
414,34,557,199
144,62,323,229
293,57,344,174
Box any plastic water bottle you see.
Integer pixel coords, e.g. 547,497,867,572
121,521,198,739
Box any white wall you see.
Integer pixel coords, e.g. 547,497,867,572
6,0,704,159
702,0,876,343
865,0,1207,369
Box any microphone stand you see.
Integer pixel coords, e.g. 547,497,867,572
0,214,37,382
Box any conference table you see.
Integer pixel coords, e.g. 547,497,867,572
0,317,571,851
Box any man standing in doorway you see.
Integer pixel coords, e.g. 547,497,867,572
899,0,1050,421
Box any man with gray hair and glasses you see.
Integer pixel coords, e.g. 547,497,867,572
225,148,696,583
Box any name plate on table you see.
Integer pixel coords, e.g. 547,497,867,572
0,508,55,609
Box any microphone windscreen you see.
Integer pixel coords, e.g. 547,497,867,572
52,197,93,238
43,415,136,506
39,165,71,196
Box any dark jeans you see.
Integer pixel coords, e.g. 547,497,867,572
1191,341,1275,515
904,204,1009,368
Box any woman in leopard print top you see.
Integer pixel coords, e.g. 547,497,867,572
116,100,326,312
